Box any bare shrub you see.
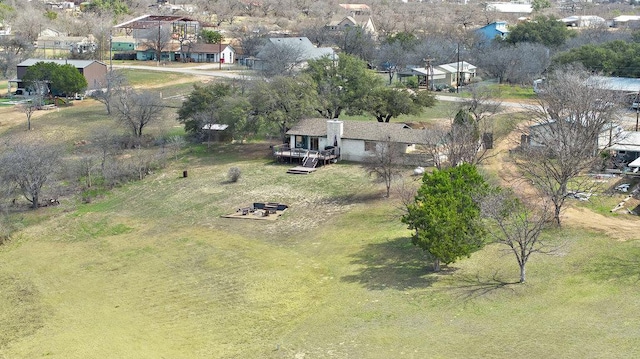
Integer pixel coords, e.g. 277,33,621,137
227,167,241,183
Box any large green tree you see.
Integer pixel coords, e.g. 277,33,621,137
506,16,573,47
22,62,87,97
177,83,235,136
200,29,223,44
553,40,640,78
86,0,128,15
364,87,435,122
248,75,318,141
305,53,381,119
402,163,490,272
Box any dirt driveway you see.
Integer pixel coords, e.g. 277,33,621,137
486,109,640,241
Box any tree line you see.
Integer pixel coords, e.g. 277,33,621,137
176,53,435,143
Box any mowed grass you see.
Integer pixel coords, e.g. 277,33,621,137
1,145,640,357
342,100,458,123
118,69,187,87
1,78,640,357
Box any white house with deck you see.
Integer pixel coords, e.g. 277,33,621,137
276,118,431,163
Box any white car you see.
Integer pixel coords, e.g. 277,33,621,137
615,184,630,192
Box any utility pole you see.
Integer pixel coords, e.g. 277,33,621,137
109,31,113,71
423,57,434,91
456,43,460,93
635,91,640,132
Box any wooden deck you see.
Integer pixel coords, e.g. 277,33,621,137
272,145,339,166
286,166,317,175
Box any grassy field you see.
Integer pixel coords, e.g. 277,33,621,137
1,140,640,357
1,74,640,358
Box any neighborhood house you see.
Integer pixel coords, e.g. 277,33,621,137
276,118,432,163
10,59,107,95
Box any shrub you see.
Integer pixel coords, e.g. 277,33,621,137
227,167,241,183
405,76,419,90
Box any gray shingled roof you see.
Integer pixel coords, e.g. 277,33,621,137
257,37,335,61
18,59,105,68
287,118,432,145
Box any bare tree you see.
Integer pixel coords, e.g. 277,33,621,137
11,4,47,44
414,36,459,67
421,124,449,170
481,190,552,283
112,89,165,138
416,89,501,170
90,126,119,173
91,70,127,115
441,84,503,166
364,136,405,198
164,135,186,161
76,154,99,189
474,42,550,85
516,67,622,226
257,41,307,77
238,28,267,58
0,136,62,209
330,26,376,63
17,99,39,131
141,22,174,64
297,19,332,47
0,35,34,78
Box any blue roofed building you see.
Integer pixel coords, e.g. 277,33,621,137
475,21,509,42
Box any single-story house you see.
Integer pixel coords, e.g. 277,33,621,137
326,15,377,38
397,66,446,89
526,119,624,155
179,43,235,63
485,2,532,14
111,36,137,52
435,61,477,87
560,16,606,28
475,21,509,42
338,3,371,15
252,37,336,71
9,58,107,95
135,42,181,61
604,130,640,164
612,15,640,28
283,118,431,162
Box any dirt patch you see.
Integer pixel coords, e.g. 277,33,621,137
489,112,640,241
563,207,640,241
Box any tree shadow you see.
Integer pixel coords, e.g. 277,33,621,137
581,255,640,284
439,271,519,302
341,236,441,290
327,191,385,206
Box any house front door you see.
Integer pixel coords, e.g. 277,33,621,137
310,137,319,151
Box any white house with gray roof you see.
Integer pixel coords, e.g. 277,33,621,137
283,118,431,162
252,37,336,73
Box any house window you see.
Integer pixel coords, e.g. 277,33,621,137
295,135,304,148
364,141,376,152
310,137,319,150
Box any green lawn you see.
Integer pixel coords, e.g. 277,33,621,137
118,69,188,87
1,80,640,358
1,140,640,357
342,100,458,123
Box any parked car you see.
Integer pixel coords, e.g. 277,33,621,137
615,183,631,192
